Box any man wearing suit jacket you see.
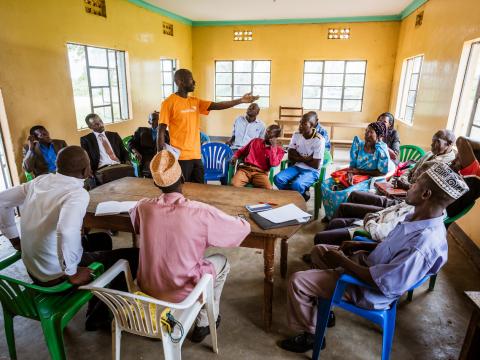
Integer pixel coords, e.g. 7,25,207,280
22,125,67,177
80,114,129,173
128,111,170,178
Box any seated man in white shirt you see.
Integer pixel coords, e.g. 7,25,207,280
226,103,265,150
0,145,139,330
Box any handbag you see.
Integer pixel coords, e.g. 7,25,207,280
330,168,370,188
94,163,135,185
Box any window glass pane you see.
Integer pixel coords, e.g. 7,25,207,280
215,96,231,102
304,73,322,86
163,85,173,98
407,90,416,107
163,72,173,85
304,61,323,73
94,106,113,123
409,74,419,90
256,97,269,108
405,107,414,123
216,61,232,72
344,87,363,100
111,86,119,102
253,61,270,72
216,85,232,97
253,72,270,84
162,60,173,71
322,99,341,111
216,73,232,85
343,100,362,111
113,103,120,119
253,85,269,96
345,74,364,87
87,47,108,67
303,86,321,98
108,50,116,68
234,85,252,97
324,61,345,73
303,98,320,110
472,98,480,127
117,52,129,119
346,61,366,73
469,125,480,139
234,73,252,85
413,56,422,73
109,69,118,87
234,61,252,72
90,68,109,87
322,87,342,99
323,74,344,86
67,44,91,129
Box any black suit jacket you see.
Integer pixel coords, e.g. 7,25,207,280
128,127,170,176
80,131,129,172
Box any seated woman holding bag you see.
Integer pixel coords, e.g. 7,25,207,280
321,121,394,219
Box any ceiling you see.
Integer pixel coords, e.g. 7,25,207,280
142,0,416,22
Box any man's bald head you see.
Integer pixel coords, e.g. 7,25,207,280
56,146,91,179
174,69,195,93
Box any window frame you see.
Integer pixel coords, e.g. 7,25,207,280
214,60,271,108
395,54,424,126
160,58,178,101
67,43,131,130
301,60,367,112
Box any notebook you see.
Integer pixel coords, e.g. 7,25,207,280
95,201,138,216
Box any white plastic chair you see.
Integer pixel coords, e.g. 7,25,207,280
80,259,218,360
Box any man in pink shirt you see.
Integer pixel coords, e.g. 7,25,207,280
230,124,284,189
129,150,251,343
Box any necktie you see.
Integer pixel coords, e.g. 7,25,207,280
99,133,119,162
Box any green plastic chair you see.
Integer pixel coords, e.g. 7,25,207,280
227,159,276,186
122,135,140,177
280,150,333,220
0,251,104,360
399,145,425,162
24,171,34,182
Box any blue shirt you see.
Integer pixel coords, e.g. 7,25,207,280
315,124,331,150
231,116,266,150
348,213,447,309
39,143,57,172
349,136,395,174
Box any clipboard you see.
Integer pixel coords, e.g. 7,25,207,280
249,212,310,230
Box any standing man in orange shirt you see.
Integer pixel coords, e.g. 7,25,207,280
157,68,259,183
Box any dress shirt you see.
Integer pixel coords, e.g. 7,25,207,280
347,213,447,309
94,131,119,168
130,192,250,303
0,173,89,282
231,116,266,150
234,138,284,172
39,143,57,172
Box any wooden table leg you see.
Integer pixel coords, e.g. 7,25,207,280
459,309,480,359
263,238,276,332
280,239,288,279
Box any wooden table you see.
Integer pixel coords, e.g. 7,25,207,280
83,177,306,331
459,291,480,359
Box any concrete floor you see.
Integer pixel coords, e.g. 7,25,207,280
0,150,478,359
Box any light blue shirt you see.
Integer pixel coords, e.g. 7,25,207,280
231,116,265,150
348,213,447,310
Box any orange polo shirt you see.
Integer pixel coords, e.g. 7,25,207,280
160,94,212,160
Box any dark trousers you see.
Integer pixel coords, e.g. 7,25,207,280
334,191,399,220
179,159,205,183
313,218,359,246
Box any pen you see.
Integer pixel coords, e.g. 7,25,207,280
259,202,278,206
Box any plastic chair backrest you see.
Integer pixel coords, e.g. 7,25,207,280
122,135,139,176
201,143,233,179
25,171,34,182
399,145,425,162
444,201,475,225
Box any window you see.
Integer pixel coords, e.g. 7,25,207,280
395,55,423,125
67,43,130,130
215,60,271,108
160,59,177,100
450,41,480,138
302,60,366,112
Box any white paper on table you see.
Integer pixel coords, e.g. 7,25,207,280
258,203,311,224
165,144,181,160
95,201,138,216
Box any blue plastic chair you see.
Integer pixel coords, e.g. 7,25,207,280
201,142,233,183
312,273,430,360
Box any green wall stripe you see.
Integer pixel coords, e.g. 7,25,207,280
126,0,192,25
401,0,429,19
126,0,429,27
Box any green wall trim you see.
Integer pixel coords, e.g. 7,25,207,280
126,0,429,27
401,0,429,19
126,0,192,25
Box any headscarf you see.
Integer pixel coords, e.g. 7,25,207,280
368,121,387,141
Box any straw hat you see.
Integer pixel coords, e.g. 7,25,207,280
150,150,182,187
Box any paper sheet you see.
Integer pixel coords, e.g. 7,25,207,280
95,201,138,216
258,203,311,224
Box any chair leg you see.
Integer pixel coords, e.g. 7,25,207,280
112,320,122,360
312,298,332,360
206,282,219,354
407,289,414,302
280,239,288,279
428,274,437,291
314,182,322,220
3,310,17,360
381,304,397,360
40,317,67,360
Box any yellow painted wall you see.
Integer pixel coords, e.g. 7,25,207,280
389,0,480,246
0,0,192,179
192,22,400,137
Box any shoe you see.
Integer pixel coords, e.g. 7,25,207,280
302,253,312,264
278,332,325,353
190,314,221,343
327,311,336,328
302,190,311,202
